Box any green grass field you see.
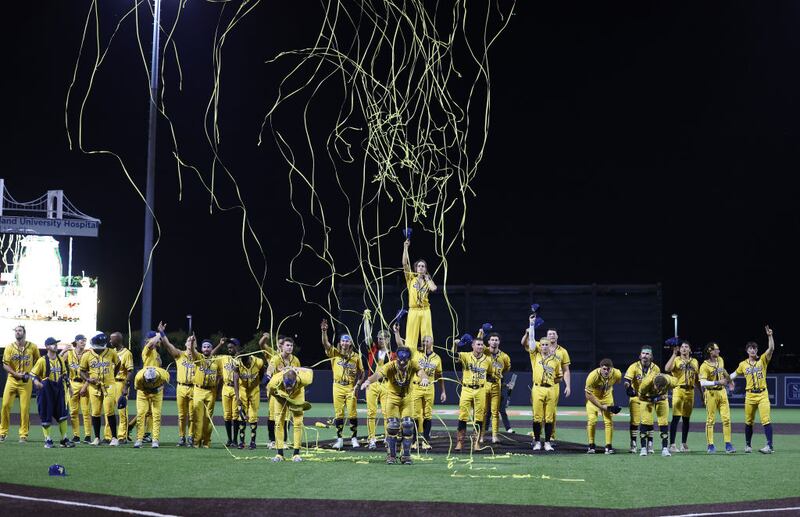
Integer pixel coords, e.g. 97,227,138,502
1,400,798,509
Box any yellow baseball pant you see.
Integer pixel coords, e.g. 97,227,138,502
274,397,304,450
115,381,128,438
0,378,33,439
744,391,771,426
639,398,669,426
384,391,414,419
629,396,641,426
221,385,237,421
404,307,432,351
586,394,614,445
136,391,163,441
703,388,731,446
238,386,260,423
192,387,216,446
483,381,501,436
89,384,117,417
68,386,92,438
412,384,434,435
671,387,695,418
532,385,557,424
366,381,387,440
458,386,485,425
332,383,357,420
176,384,194,439
550,384,561,439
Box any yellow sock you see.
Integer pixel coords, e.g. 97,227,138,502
59,420,68,440
42,426,51,439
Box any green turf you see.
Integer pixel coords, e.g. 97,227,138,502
1,401,798,508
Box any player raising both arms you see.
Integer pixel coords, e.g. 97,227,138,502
584,358,622,454
729,325,776,454
321,319,364,450
623,346,660,454
159,331,197,447
665,339,701,453
402,237,437,351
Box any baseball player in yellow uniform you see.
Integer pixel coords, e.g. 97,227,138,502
526,337,562,451
106,332,133,444
638,373,678,457
729,325,776,454
665,340,701,453
160,332,197,446
623,346,660,453
137,331,162,442
0,325,40,443
220,338,242,447
452,333,490,451
483,331,509,444
61,334,92,443
235,343,265,449
321,319,364,449
265,337,301,448
192,339,222,448
361,346,430,464
584,358,622,454
133,366,170,448
411,335,445,448
29,337,75,448
366,329,394,449
267,367,313,462
79,333,123,446
698,342,734,454
402,238,437,351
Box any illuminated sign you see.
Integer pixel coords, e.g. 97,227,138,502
0,215,100,237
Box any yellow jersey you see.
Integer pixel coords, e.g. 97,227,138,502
624,361,660,392
66,349,86,382
30,354,69,383
267,368,313,399
175,351,196,385
458,351,491,387
413,351,443,387
699,358,728,386
142,344,160,367
639,374,678,402
531,351,562,387
269,353,301,374
735,355,770,392
326,348,363,386
585,367,622,398
193,355,222,388
134,367,170,392
80,348,121,386
219,355,240,385
238,356,265,390
669,356,699,388
380,360,421,397
530,341,570,383
115,348,134,382
486,350,511,384
2,342,40,375
405,271,431,309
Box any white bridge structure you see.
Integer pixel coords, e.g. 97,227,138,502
0,179,100,346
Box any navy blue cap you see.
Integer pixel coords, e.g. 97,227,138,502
74,334,86,342
228,338,241,346
45,337,60,347
145,330,158,339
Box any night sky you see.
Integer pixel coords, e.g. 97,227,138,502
4,1,798,369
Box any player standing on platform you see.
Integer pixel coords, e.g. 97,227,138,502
637,373,678,457
623,346,660,453
584,358,622,454
452,333,490,451
402,236,437,351
665,340,701,453
30,337,75,448
698,342,734,454
729,325,776,454
321,319,364,449
361,346,429,464
0,326,40,443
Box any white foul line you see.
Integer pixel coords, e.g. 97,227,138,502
660,507,800,517
0,492,180,517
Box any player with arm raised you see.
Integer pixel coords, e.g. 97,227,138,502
321,319,364,449
483,330,510,444
584,359,622,454
665,339,701,453
452,333,490,451
729,325,776,454
623,346,660,454
161,330,197,447
402,237,437,351
698,342,734,454
191,339,222,448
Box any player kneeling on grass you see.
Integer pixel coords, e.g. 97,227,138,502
30,337,75,448
361,346,429,465
638,373,678,457
584,358,622,454
133,366,169,448
268,367,314,462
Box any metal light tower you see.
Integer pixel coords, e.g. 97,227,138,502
141,0,162,344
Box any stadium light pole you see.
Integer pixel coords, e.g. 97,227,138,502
141,0,162,346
